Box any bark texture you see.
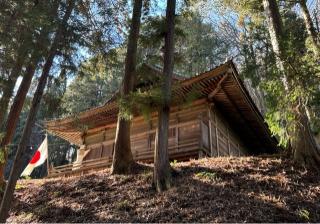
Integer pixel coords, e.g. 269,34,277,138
0,59,39,192
262,0,289,89
0,0,75,221
299,0,320,57
291,102,320,168
111,0,143,175
262,0,320,168
153,0,176,192
0,47,28,192
0,0,59,195
0,79,16,128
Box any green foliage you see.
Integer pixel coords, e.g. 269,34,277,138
62,53,124,115
15,212,34,221
52,191,62,197
219,0,320,148
195,171,220,181
138,11,230,77
117,65,204,122
118,87,162,121
297,208,310,221
0,147,6,164
176,12,231,75
138,15,186,67
15,183,25,190
265,111,289,147
180,82,202,106
71,115,89,133
116,199,131,211
170,159,178,167
0,0,60,78
21,176,31,180
141,170,153,180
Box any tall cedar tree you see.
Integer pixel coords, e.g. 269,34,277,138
0,0,75,220
298,0,320,57
262,0,320,168
0,2,40,127
111,0,143,174
153,0,176,192
0,6,30,190
0,44,28,128
0,1,60,192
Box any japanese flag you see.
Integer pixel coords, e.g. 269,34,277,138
21,136,48,177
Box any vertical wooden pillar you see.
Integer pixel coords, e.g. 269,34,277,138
198,114,203,158
100,129,107,158
208,104,213,157
74,132,86,168
227,128,231,156
215,111,219,157
153,128,157,158
175,114,179,151
74,145,86,168
148,120,152,151
103,129,107,141
100,144,104,158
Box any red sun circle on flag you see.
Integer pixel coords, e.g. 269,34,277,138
30,151,41,164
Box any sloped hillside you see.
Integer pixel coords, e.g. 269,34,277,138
9,156,320,223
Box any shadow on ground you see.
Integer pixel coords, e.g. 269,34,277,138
9,156,320,222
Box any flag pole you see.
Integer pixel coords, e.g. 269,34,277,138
45,132,50,176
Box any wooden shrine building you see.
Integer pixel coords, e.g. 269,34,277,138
45,61,278,177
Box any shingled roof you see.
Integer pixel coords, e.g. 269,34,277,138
45,61,278,153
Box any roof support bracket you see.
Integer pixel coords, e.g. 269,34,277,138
208,73,229,99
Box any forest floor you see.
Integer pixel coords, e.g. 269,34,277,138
9,155,320,223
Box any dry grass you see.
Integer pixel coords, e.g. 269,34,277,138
9,156,320,223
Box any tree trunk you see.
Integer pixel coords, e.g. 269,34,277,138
0,49,28,128
0,3,38,127
263,0,320,168
0,58,40,192
314,10,319,33
299,0,320,57
292,101,320,168
0,79,16,127
262,0,290,89
111,0,143,175
153,0,176,192
0,0,75,221
0,0,59,195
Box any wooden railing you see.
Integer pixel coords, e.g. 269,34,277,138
48,157,112,178
48,118,211,178
134,137,201,161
